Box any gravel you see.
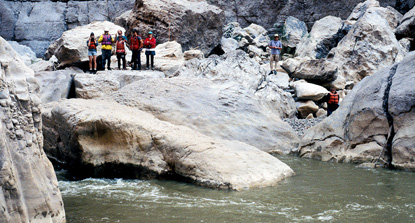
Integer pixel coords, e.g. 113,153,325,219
283,116,326,137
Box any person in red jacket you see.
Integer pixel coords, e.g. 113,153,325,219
144,31,156,70
129,29,143,70
116,35,127,70
326,88,339,116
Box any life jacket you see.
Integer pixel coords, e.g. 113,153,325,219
89,40,96,50
116,40,125,53
102,34,112,45
130,36,141,50
328,92,339,104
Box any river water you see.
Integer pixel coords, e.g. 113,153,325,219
58,156,415,223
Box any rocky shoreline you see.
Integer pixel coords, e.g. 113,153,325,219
1,0,415,222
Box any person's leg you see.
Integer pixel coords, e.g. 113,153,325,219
102,50,106,70
131,50,136,70
107,50,111,70
122,54,126,69
117,53,121,69
274,55,279,74
150,54,154,69
146,53,150,69
138,50,141,70
88,55,93,71
93,55,97,71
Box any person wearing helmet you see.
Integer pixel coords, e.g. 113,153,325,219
269,34,282,75
129,29,143,70
87,32,98,74
144,31,156,70
98,27,115,70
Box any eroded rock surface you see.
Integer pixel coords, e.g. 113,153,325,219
43,99,295,190
0,37,65,222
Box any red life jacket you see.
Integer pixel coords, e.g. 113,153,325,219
89,40,96,50
328,92,339,104
102,34,112,45
130,36,141,50
116,40,125,53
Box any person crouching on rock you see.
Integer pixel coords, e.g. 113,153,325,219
269,34,282,75
98,27,115,70
116,35,127,70
87,32,98,74
144,31,156,70
129,29,143,70
327,88,339,116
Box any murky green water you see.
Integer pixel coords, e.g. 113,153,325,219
58,156,415,223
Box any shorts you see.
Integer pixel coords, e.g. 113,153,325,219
88,49,97,56
145,50,156,56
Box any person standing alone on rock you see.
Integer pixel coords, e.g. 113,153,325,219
87,32,98,74
130,29,143,70
144,31,156,70
269,34,282,75
98,27,115,70
326,88,339,116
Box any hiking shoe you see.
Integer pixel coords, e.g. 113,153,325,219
268,71,273,75
107,67,112,71
273,70,277,75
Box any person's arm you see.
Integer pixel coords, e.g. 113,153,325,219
269,41,275,49
139,38,144,50
98,35,103,43
87,40,90,47
277,41,282,50
150,38,156,48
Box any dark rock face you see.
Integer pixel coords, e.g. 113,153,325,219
207,0,396,30
0,0,134,57
123,0,225,55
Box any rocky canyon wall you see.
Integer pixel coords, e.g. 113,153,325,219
0,37,65,222
0,0,134,57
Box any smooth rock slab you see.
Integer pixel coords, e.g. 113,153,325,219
43,99,295,190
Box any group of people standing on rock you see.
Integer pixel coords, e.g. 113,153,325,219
86,27,157,73
268,33,339,116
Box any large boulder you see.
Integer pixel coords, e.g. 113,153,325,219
0,37,65,222
328,5,406,84
282,16,308,48
124,0,225,55
43,99,295,190
395,6,415,39
74,70,165,99
45,21,129,67
7,41,37,66
111,77,299,154
35,68,84,103
173,50,296,118
154,41,185,75
294,81,330,101
295,16,345,59
299,52,415,171
294,59,339,83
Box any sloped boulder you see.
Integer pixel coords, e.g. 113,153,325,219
43,99,294,190
35,69,81,103
328,6,406,83
296,100,319,119
299,52,415,171
124,0,224,55
395,6,415,39
0,37,65,222
295,16,344,59
111,77,299,154
45,21,130,66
